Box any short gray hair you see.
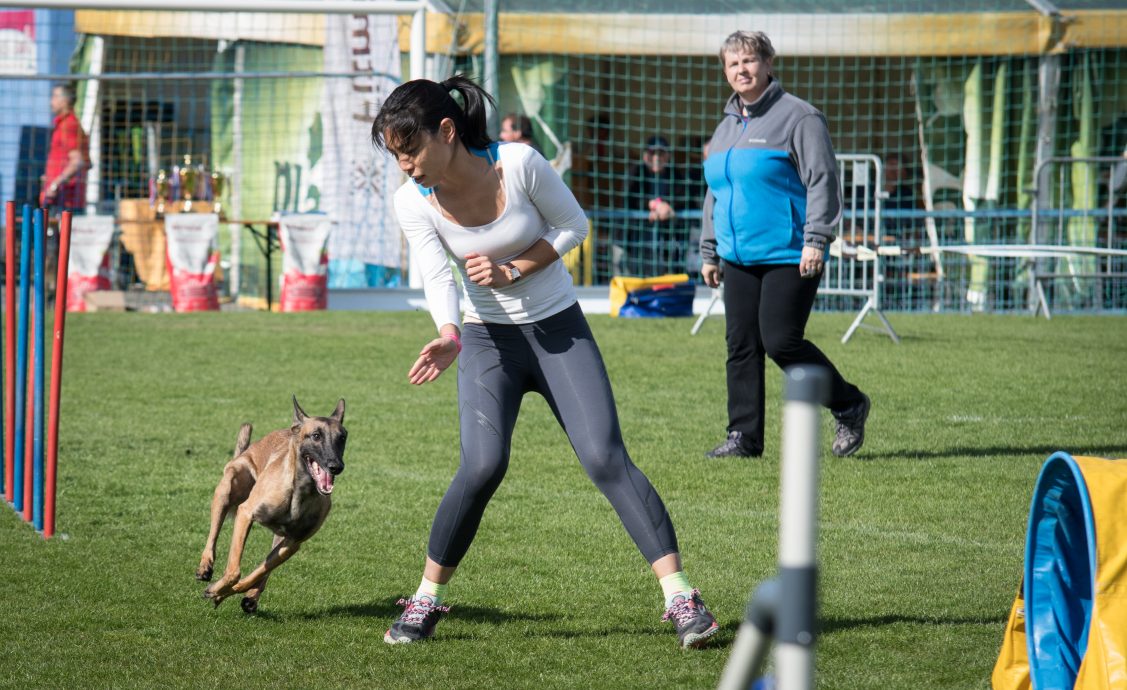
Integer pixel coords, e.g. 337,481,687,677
718,31,776,64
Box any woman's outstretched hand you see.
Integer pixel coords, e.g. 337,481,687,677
408,336,459,385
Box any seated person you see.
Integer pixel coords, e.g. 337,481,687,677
619,136,692,275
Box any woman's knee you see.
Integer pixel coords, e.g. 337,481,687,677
763,330,806,361
455,457,508,495
577,444,628,485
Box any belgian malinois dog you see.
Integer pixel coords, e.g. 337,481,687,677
196,396,346,613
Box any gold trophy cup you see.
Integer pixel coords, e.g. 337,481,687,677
211,171,227,220
179,154,199,212
154,169,171,218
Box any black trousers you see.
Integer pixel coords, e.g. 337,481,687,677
722,260,864,449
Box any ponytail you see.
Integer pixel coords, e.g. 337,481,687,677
372,73,496,154
441,75,494,150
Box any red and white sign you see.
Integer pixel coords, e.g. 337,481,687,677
65,215,114,312
278,214,332,312
0,10,36,75
165,213,219,312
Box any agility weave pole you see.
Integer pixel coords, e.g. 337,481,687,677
3,201,72,538
718,366,829,690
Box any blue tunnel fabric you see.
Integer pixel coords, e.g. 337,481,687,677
1024,452,1098,690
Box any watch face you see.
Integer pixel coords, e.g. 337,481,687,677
509,265,521,281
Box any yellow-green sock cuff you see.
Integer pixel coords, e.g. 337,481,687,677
659,571,693,600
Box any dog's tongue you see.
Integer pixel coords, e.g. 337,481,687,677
310,461,335,494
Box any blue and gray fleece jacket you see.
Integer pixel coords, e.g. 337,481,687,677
700,79,842,267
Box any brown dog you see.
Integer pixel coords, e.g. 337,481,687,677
196,396,347,612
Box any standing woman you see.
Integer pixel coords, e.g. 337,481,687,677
374,75,718,649
700,31,871,459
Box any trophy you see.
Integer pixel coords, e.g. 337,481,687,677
178,154,200,212
210,170,227,220
154,169,171,218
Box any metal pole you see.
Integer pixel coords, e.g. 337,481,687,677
483,0,499,136
1030,54,1060,313
718,366,828,690
775,366,827,690
12,0,425,12
410,8,427,81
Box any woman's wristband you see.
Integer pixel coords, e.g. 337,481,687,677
444,331,462,353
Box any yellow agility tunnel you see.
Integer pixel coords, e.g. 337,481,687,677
993,452,1127,690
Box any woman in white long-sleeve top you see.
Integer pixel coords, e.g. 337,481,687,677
375,75,717,650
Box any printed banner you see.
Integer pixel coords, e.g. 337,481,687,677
165,213,219,312
321,14,402,288
66,214,114,312
0,10,36,75
278,213,331,312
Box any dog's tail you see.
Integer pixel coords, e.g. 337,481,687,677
234,423,253,457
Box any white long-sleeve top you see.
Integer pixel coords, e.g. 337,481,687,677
393,142,589,328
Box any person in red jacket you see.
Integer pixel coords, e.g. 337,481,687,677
41,83,88,214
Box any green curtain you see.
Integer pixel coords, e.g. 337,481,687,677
1063,51,1098,307
962,59,1010,309
211,41,323,299
500,57,564,161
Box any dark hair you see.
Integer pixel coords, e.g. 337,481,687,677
504,113,534,138
371,74,495,154
53,82,77,107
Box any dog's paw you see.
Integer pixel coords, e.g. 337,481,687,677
241,598,258,614
195,565,213,582
202,585,229,607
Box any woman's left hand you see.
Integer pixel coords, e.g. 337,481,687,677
799,246,825,279
464,252,511,287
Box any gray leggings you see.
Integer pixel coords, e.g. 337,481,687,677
427,303,679,567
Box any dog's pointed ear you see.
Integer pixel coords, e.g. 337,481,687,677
292,395,308,426
330,398,345,424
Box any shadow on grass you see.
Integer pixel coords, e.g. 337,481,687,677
860,444,1127,461
820,612,1007,633
245,599,567,625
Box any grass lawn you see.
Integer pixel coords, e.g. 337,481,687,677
1,310,1124,689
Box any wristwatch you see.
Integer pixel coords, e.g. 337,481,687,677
505,264,522,283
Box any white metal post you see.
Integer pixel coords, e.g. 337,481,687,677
718,366,827,690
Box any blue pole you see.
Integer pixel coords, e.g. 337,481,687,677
12,205,30,513
32,209,45,531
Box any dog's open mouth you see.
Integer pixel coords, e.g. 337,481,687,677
304,456,335,495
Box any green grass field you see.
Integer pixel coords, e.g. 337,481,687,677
1,310,1124,689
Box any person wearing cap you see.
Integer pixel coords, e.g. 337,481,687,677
619,135,691,275
627,135,682,222
700,30,871,460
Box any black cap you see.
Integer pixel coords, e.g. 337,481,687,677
645,135,670,152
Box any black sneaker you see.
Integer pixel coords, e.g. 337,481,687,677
706,431,763,459
384,595,450,644
662,589,719,649
832,393,871,457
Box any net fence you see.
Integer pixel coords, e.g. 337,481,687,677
2,2,1126,313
